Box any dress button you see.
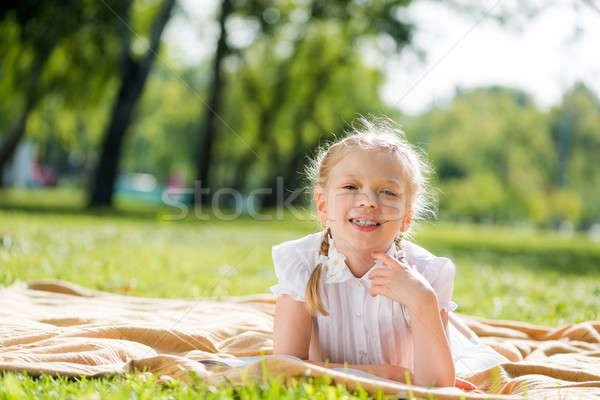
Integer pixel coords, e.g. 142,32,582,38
355,311,361,317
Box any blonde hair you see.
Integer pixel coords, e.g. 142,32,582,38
302,115,437,317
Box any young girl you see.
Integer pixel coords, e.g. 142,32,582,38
270,116,508,387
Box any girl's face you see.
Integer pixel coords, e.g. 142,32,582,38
314,149,413,252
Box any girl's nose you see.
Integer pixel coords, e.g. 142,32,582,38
358,190,377,208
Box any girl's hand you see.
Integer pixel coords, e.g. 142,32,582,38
368,252,435,310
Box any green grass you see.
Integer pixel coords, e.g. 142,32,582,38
1,188,599,399
0,370,377,400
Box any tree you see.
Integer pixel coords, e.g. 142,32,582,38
0,1,75,185
194,0,416,206
406,86,553,224
549,83,600,226
194,0,232,206
88,0,176,207
0,0,124,187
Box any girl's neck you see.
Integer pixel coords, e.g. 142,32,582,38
332,237,387,279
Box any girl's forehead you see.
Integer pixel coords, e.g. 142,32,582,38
330,149,405,179
337,148,399,164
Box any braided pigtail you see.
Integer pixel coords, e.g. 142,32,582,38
305,227,331,317
394,232,407,262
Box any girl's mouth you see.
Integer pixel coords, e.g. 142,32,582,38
349,218,381,232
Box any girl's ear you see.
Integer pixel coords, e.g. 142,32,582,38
401,207,414,231
313,186,327,226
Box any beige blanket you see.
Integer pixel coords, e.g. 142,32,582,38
1,280,599,399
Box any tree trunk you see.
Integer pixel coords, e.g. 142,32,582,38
87,0,175,207
0,47,50,187
194,0,232,206
554,103,575,188
260,50,350,208
230,31,309,194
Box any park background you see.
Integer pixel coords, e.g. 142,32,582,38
1,0,599,398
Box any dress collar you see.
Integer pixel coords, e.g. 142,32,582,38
319,232,406,286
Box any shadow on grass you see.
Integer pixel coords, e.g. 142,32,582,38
0,202,319,231
0,203,163,221
423,243,600,276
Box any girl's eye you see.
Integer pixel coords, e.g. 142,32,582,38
382,189,396,196
342,185,357,190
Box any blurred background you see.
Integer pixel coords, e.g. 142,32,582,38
1,4,599,396
1,0,599,232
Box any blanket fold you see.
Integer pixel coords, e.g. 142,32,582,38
1,280,599,399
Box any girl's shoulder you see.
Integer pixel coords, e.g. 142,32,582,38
402,240,456,282
402,239,436,263
402,240,458,312
269,231,324,302
271,230,324,271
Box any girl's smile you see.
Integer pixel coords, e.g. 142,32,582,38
349,214,382,232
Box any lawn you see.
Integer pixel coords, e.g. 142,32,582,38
1,189,599,399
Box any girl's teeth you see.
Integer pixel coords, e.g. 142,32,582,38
352,219,377,226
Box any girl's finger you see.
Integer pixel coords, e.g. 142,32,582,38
367,268,391,279
369,277,388,286
370,284,384,297
371,251,392,261
371,252,403,269
371,285,391,299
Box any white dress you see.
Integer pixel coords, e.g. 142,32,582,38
269,230,508,377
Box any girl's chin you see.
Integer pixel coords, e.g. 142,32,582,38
347,231,388,248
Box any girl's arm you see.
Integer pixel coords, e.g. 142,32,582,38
273,294,407,382
368,252,455,387
441,309,450,341
309,306,453,385
273,294,313,357
408,291,455,387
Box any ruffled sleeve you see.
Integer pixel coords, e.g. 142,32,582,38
269,242,313,302
428,257,458,313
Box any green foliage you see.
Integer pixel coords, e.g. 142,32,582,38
120,60,208,183
121,15,395,190
0,0,124,169
218,20,391,188
549,83,600,226
406,85,599,227
442,172,508,222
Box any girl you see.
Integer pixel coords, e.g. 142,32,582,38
270,116,508,387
